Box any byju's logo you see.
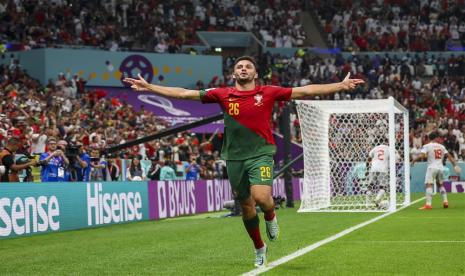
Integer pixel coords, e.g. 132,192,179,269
0,196,60,237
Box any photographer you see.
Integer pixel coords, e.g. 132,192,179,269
68,143,90,182
1,137,37,182
39,138,69,182
57,140,70,180
89,148,110,181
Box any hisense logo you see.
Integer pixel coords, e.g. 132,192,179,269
0,196,60,237
87,183,143,226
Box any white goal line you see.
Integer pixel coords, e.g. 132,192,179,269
242,197,425,276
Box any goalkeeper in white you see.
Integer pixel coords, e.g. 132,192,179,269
412,131,460,210
366,142,390,208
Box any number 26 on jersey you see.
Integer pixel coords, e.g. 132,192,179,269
228,103,239,115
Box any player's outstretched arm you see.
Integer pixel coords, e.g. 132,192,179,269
291,72,365,99
123,73,201,100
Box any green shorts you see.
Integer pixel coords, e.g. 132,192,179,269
226,155,274,200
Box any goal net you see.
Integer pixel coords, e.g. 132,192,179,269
296,97,410,212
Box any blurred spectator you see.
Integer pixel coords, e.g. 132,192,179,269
444,131,460,158
107,157,121,181
199,157,216,180
30,128,48,155
458,149,465,162
89,148,110,181
146,157,161,181
127,155,145,181
160,160,176,181
185,154,201,181
213,152,227,179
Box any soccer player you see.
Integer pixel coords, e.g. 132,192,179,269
412,131,460,210
124,56,364,267
365,141,390,208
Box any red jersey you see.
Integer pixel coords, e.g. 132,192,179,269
200,85,292,160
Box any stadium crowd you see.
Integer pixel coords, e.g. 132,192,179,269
0,0,305,52
312,0,465,51
3,0,465,53
0,61,227,182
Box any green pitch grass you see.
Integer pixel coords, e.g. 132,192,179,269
1,194,463,275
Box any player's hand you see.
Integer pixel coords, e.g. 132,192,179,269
454,165,461,174
123,73,150,91
341,72,365,90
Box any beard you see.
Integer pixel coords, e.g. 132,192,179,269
234,73,255,85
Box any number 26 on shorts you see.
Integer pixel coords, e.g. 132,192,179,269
260,166,271,179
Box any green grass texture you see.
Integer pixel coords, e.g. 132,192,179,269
1,193,463,275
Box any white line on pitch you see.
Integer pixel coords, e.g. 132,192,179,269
395,217,461,219
341,240,465,243
242,197,425,276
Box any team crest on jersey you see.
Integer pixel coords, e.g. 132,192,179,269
254,93,263,106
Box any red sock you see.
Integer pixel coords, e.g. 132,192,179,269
264,210,275,221
243,215,264,249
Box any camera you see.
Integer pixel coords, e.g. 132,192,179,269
65,146,80,158
15,156,35,182
16,156,32,166
36,160,48,166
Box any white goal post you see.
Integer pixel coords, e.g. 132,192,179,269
296,97,410,212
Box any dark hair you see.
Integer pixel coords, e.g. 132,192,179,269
429,131,439,141
130,159,142,175
233,56,258,70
